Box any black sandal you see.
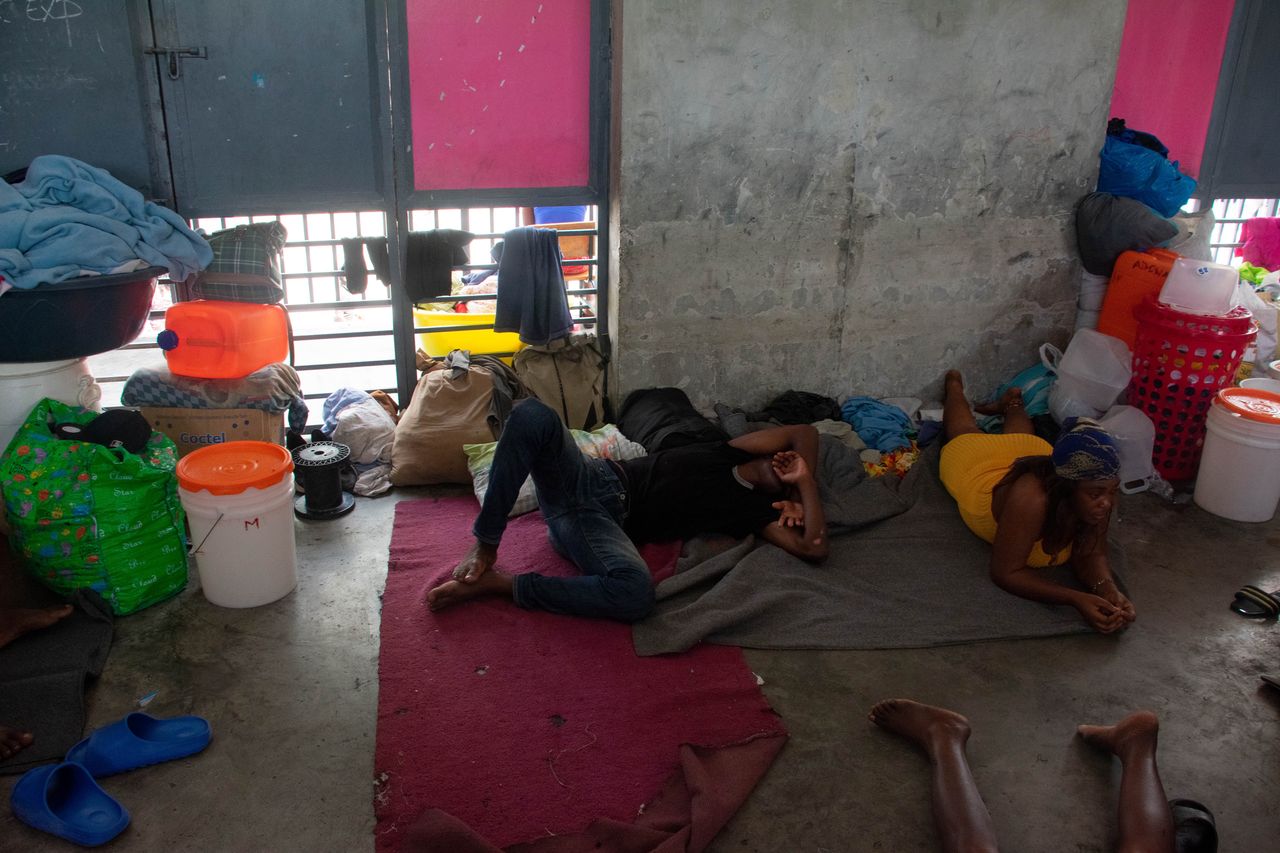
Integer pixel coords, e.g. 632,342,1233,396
1231,585,1280,618
1170,798,1217,853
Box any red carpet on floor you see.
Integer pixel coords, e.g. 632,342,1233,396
375,497,786,852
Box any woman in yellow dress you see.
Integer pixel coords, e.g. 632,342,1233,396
939,370,1134,633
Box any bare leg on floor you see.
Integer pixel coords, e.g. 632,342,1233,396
870,699,1000,853
1078,711,1175,853
943,371,982,442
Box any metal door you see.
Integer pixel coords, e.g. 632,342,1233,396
0,0,169,201
149,0,390,218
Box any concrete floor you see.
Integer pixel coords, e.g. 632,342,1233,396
2,483,1278,852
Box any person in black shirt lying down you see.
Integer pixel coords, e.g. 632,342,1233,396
425,398,827,622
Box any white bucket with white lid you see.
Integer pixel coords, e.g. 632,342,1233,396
1193,389,1280,523
177,440,297,607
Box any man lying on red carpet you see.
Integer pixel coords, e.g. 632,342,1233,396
426,398,827,622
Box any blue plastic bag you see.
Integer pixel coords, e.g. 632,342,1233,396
977,361,1056,433
1097,136,1196,218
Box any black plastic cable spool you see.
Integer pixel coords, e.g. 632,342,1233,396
292,441,355,520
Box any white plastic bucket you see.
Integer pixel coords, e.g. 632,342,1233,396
1098,405,1156,494
1193,396,1280,522
0,359,101,452
177,442,297,608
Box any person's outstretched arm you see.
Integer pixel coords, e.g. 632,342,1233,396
728,424,820,475
991,477,1125,633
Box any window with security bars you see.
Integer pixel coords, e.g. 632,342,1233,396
88,207,601,426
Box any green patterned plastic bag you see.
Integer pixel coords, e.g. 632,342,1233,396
0,398,188,615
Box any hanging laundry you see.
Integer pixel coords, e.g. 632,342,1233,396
0,155,211,289
404,229,473,303
494,226,573,346
1238,218,1280,271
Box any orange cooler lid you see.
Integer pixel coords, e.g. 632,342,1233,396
177,441,294,495
1217,388,1280,424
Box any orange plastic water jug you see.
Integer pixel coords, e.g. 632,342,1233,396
1097,248,1179,349
159,300,289,379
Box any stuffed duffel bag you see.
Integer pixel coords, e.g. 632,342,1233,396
0,398,188,614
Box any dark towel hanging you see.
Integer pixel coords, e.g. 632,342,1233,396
494,227,573,346
403,229,473,304
341,237,393,295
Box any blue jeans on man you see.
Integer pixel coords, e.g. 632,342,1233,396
472,399,655,622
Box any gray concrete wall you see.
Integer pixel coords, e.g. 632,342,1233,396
612,0,1127,409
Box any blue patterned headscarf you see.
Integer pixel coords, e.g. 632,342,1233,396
1052,418,1121,481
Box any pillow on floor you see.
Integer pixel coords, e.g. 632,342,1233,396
464,425,647,517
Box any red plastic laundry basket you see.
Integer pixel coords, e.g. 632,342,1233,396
1127,298,1256,481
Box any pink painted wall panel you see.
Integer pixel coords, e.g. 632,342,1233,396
1110,0,1236,179
406,0,592,191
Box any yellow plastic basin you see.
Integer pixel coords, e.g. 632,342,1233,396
413,309,525,364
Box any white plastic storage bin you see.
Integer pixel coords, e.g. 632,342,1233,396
1158,258,1238,316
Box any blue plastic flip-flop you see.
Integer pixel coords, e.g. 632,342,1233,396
10,761,129,846
66,712,212,777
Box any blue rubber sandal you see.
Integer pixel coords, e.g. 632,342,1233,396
66,712,212,777
10,761,129,847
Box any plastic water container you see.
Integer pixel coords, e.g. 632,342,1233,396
0,359,101,453
177,441,297,607
1042,330,1133,422
1158,258,1239,315
1098,405,1156,494
1193,389,1280,522
1098,248,1179,348
159,301,289,379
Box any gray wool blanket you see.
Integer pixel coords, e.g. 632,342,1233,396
632,439,1111,656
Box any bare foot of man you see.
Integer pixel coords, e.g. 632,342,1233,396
450,542,498,583
1077,709,1160,758
426,570,514,612
869,698,973,756
0,727,34,760
0,604,74,648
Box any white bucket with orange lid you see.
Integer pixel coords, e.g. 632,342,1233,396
1193,388,1280,522
176,441,296,607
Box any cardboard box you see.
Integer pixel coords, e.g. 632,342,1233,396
142,407,285,457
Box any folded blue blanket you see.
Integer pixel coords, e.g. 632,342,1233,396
0,155,211,289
